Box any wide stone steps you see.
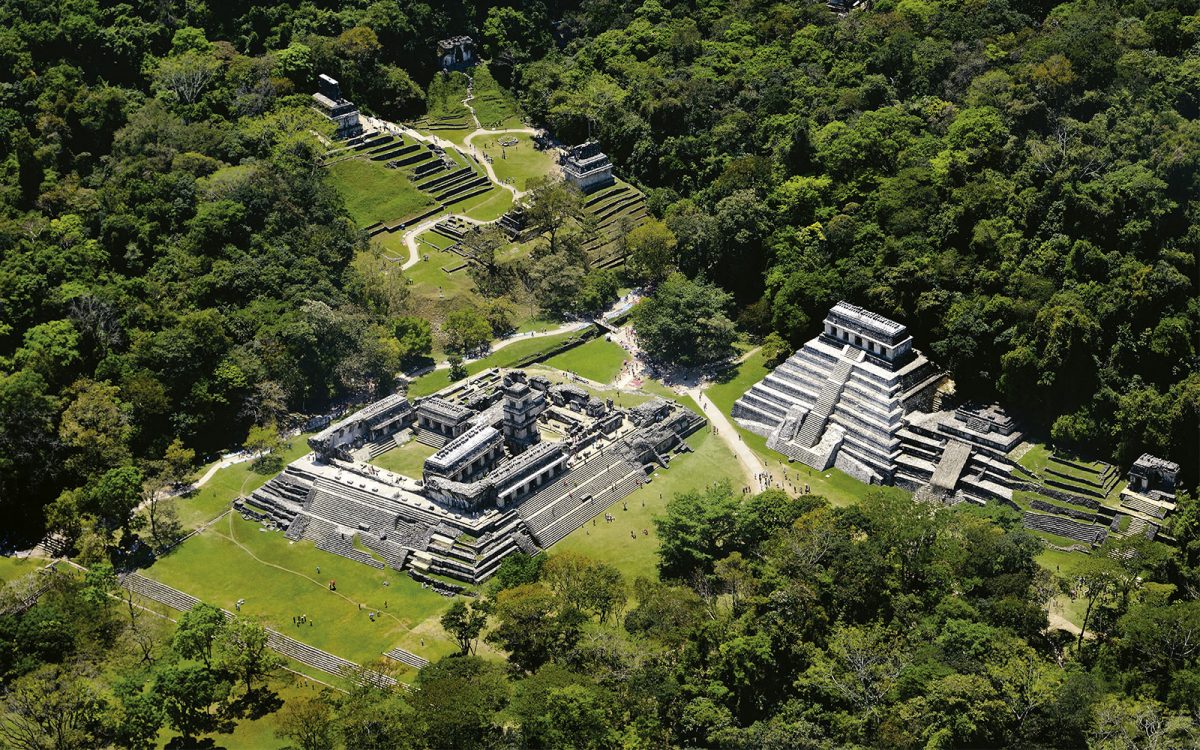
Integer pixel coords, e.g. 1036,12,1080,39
360,533,409,570
266,629,399,689
534,466,643,548
523,456,635,539
512,530,540,555
307,489,389,532
516,452,611,522
415,429,450,449
383,647,430,669
123,572,201,612
365,435,398,459
930,440,972,491
1023,512,1107,545
315,532,386,569
1120,493,1168,519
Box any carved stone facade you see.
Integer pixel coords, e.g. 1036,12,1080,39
559,142,615,193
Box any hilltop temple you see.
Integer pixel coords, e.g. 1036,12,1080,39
560,142,615,193
241,369,704,584
733,302,945,484
311,74,363,140
437,36,475,71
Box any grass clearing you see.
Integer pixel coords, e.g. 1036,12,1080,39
326,158,437,227
171,436,314,532
552,423,742,583
454,185,514,222
0,556,44,584
146,512,457,667
479,133,558,192
370,439,438,478
543,336,628,384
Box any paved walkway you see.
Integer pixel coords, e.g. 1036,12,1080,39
686,388,765,488
359,112,546,272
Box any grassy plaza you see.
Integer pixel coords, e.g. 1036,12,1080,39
146,510,457,671
542,336,629,384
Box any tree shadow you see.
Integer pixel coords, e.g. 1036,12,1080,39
166,737,218,750
227,687,283,720
710,361,741,385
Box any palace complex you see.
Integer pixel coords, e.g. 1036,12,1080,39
240,370,704,583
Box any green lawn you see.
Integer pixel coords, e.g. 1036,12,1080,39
326,158,437,227
1012,442,1125,505
471,65,524,129
369,439,438,478
454,185,514,221
478,133,557,192
406,329,592,397
399,248,476,300
543,336,628,384
169,436,315,533
552,423,742,583
0,556,44,584
145,512,458,669
705,348,771,416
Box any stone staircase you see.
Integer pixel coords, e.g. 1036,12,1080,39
533,465,644,547
360,533,410,571
415,429,450,449
794,357,855,447
772,424,845,471
315,531,386,569
1120,493,1169,519
383,647,430,669
364,434,399,459
123,572,201,612
266,630,398,689
1022,512,1108,545
512,530,540,555
930,440,972,492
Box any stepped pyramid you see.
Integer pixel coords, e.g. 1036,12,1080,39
733,302,944,483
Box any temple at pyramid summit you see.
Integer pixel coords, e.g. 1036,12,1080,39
733,302,946,484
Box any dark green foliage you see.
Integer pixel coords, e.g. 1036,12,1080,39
632,273,737,367
514,0,1198,479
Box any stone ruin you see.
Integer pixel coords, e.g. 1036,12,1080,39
437,36,475,71
735,301,1187,551
311,74,363,140
239,369,705,583
895,403,1024,505
733,301,945,484
559,141,615,194
1119,453,1180,523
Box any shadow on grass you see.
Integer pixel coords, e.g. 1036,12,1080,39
228,687,283,720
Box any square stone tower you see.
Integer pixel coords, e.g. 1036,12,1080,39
501,371,545,454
